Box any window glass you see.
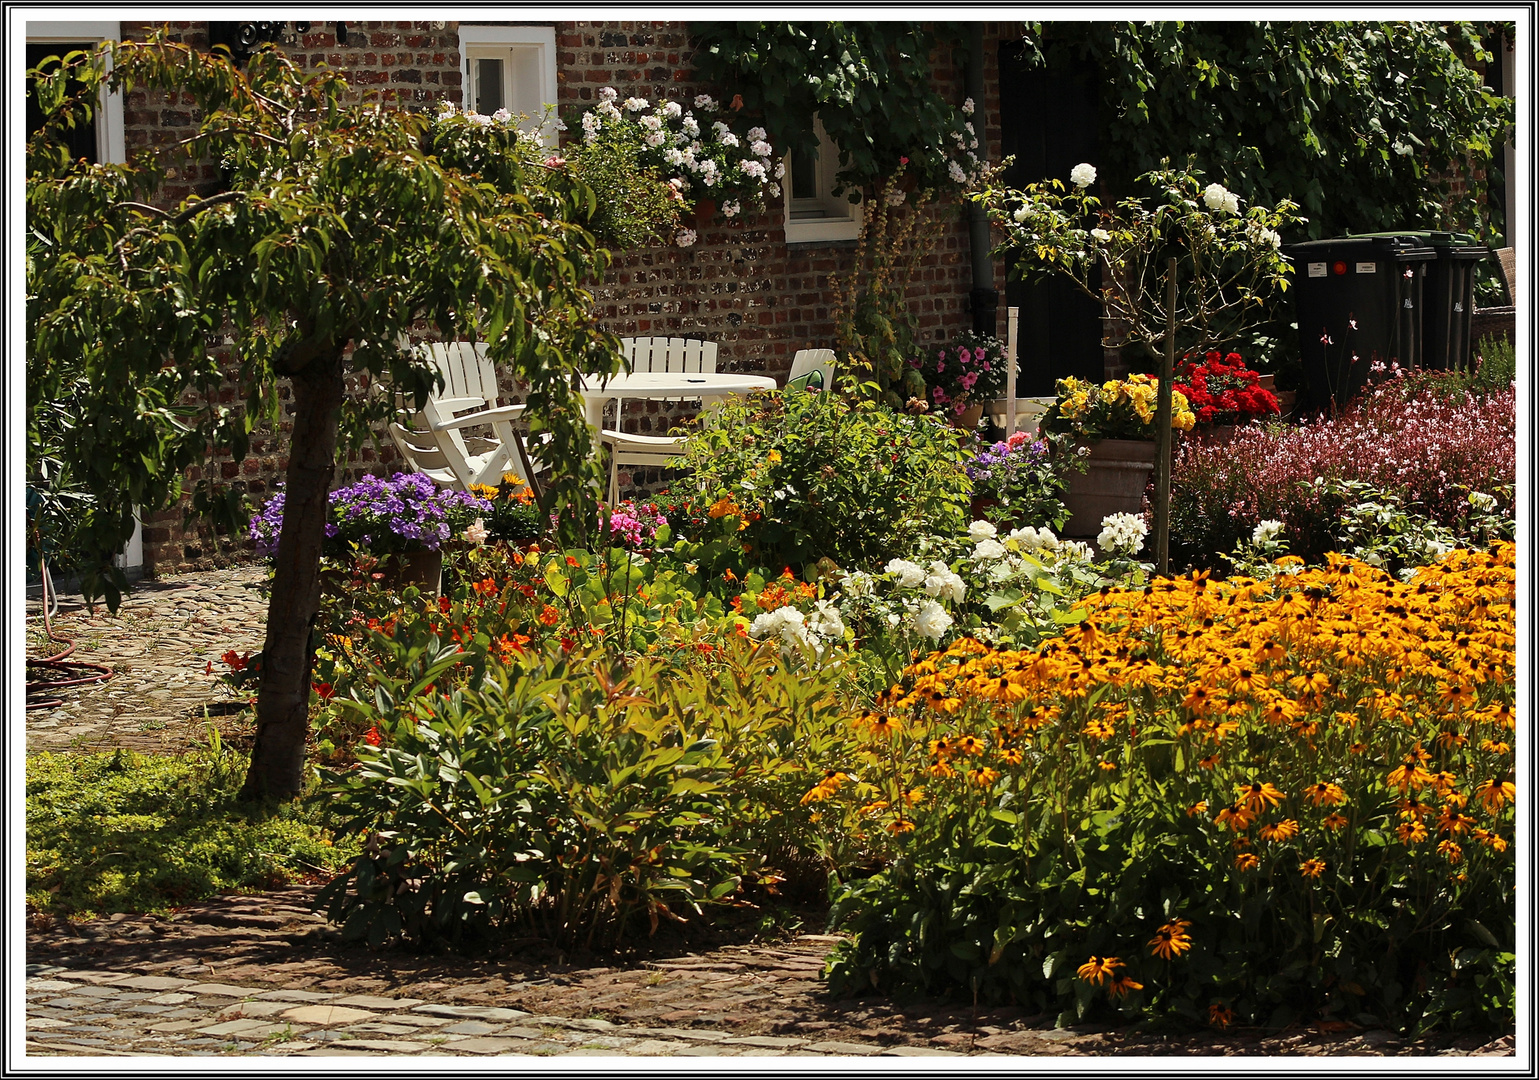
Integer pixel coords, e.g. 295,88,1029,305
475,57,504,114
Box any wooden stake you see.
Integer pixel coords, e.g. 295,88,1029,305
1005,306,1019,437
1154,257,1176,576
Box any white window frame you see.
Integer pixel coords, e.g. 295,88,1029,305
24,20,126,166
783,118,862,244
25,20,138,572
458,25,558,147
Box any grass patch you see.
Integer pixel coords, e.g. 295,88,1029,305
26,741,357,919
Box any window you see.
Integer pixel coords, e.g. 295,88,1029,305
24,20,126,165
458,26,557,145
783,118,862,244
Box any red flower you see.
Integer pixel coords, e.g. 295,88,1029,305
438,596,451,613
363,726,382,746
221,650,247,671
312,681,335,701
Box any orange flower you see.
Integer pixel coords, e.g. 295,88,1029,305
472,577,500,596
1299,858,1326,879
1147,918,1193,960
1234,852,1261,871
539,604,560,626
1209,1003,1235,1029
1302,782,1347,807
1106,974,1144,1000
1236,780,1286,812
1475,778,1515,812
887,818,915,835
1075,956,1123,986
1321,813,1349,832
1258,819,1300,843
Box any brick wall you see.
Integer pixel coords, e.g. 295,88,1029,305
111,20,1016,573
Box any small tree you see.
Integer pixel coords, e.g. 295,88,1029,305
27,32,620,800
977,163,1303,363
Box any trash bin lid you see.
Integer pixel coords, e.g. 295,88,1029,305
1283,235,1437,262
1347,230,1489,259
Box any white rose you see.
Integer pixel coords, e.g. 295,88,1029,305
1252,520,1285,545
1013,207,1029,223
1070,162,1097,188
968,520,998,543
912,599,953,641
1203,182,1229,210
807,600,846,641
462,518,489,546
491,108,512,124
1091,228,1112,242
1097,512,1147,556
972,538,1007,561
923,561,966,604
885,559,927,589
842,570,875,597
1223,191,1241,215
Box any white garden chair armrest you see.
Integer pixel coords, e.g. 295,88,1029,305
426,403,529,432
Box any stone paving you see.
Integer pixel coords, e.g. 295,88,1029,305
27,565,269,754
23,565,1519,1059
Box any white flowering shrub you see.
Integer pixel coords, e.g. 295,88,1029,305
979,163,1302,362
569,88,778,238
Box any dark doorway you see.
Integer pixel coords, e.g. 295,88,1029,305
26,41,100,165
998,41,1103,395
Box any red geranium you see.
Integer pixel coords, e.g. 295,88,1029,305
1173,351,1279,425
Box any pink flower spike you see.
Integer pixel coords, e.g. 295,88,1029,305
1321,332,1334,346
900,156,910,165
1348,317,1358,330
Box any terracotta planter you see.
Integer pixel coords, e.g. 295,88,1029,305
1061,439,1157,538
951,403,985,431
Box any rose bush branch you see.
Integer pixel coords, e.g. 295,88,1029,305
976,162,1304,363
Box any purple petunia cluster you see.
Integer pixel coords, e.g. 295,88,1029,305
249,472,492,557
967,430,1050,495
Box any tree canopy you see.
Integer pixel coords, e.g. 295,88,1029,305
27,31,620,798
1022,21,1514,241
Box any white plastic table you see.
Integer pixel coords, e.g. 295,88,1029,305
577,371,778,429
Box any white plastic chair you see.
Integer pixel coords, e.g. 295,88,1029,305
386,341,542,493
600,337,721,502
786,348,836,392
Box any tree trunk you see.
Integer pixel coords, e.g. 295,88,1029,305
239,354,345,802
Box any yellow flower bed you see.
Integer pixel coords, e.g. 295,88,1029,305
823,544,1515,1029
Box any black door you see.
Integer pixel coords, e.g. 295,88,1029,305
26,41,100,165
998,41,1103,395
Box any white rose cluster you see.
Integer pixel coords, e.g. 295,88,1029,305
1070,162,1097,189
1203,181,1241,215
1096,512,1148,557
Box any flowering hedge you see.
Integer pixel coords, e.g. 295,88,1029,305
821,544,1515,1032
1170,370,1516,567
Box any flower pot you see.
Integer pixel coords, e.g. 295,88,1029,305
951,403,985,431
1196,423,1241,445
1274,390,1297,418
1256,374,1277,392
1061,439,1157,538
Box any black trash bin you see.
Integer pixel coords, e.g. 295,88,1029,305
1348,231,1490,371
1284,235,1436,409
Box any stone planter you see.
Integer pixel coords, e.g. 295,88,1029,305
1061,439,1156,538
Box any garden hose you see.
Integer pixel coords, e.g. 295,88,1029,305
26,557,112,710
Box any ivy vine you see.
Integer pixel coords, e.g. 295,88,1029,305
690,22,974,197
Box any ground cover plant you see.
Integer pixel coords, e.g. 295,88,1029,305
26,741,356,921
1170,367,1516,569
819,543,1516,1034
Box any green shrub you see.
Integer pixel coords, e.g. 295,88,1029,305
314,633,861,950
676,389,973,574
26,742,354,918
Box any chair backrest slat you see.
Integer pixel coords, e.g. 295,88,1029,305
621,336,718,375
788,348,836,389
